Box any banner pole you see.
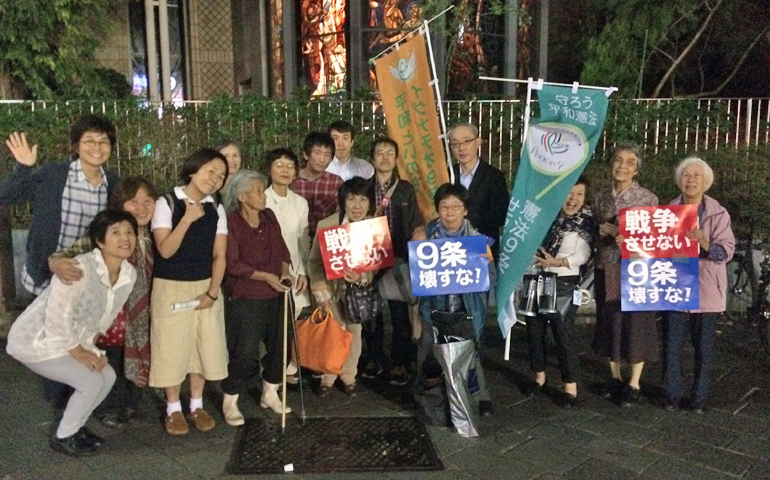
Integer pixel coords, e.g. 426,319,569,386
481,76,618,96
369,6,454,63
422,21,455,184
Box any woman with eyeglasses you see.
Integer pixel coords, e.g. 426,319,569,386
662,157,734,413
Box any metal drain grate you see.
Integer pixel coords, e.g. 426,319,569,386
226,417,445,474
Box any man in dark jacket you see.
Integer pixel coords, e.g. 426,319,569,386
363,137,424,386
449,123,509,260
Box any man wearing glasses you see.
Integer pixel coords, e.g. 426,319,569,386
448,123,509,260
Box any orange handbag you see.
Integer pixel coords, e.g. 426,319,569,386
295,307,353,375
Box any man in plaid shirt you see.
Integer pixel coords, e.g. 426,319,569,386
292,131,343,238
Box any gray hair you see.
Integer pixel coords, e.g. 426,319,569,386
609,141,644,171
675,156,714,191
223,169,268,214
447,123,479,140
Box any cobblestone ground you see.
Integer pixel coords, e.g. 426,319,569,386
1,315,769,480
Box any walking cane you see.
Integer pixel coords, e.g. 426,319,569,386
281,287,290,434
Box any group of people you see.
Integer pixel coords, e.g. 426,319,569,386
1,114,734,456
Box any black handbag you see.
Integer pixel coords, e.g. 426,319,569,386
344,281,383,324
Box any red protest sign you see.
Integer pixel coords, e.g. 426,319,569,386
317,216,395,280
619,205,698,259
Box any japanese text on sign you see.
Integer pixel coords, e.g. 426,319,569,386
408,236,490,296
317,216,395,280
546,95,597,126
620,204,699,258
498,198,542,273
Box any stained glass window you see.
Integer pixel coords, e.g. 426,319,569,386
299,0,347,96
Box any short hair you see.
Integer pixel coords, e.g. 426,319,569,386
675,156,714,191
108,176,158,211
338,176,374,214
179,148,229,189
433,183,469,211
303,131,336,157
223,170,269,214
609,141,644,171
447,123,479,140
88,209,137,247
328,120,355,140
214,139,243,156
70,115,117,148
265,147,300,173
370,137,399,160
573,174,590,192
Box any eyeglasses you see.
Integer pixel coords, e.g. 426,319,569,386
439,204,465,212
449,137,478,149
273,162,296,170
80,139,112,149
681,172,703,180
375,150,397,158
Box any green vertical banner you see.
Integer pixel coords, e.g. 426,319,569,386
496,84,611,337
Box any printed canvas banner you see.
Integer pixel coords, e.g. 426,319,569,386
408,236,490,296
496,84,611,337
375,33,449,221
620,205,700,311
316,217,395,280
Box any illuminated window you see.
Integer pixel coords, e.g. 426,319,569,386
299,0,347,96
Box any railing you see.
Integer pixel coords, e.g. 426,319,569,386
0,97,768,186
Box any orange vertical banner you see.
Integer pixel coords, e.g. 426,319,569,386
375,34,449,220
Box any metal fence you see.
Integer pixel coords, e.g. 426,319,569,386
0,97,768,185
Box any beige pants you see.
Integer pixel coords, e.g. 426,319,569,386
149,278,228,388
320,299,362,387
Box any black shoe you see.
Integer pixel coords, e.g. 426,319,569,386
557,392,580,408
97,412,127,429
76,427,105,449
601,378,623,399
360,362,383,379
664,398,680,412
688,402,707,414
620,385,641,407
479,400,494,417
314,384,332,398
49,433,97,457
343,383,357,397
522,381,544,397
389,366,410,386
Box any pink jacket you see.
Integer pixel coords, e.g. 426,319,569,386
670,195,735,313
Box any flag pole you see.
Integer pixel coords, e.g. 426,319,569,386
422,21,454,184
369,6,454,63
480,76,618,96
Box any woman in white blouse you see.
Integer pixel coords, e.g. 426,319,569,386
6,210,137,456
264,148,311,314
523,176,595,406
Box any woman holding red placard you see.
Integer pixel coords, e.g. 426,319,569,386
662,157,734,413
307,176,380,398
591,143,659,407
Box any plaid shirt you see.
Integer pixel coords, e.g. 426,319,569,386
22,160,108,295
292,170,343,237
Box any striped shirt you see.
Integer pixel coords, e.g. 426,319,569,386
22,160,108,295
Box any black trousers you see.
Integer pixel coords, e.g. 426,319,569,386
525,308,580,383
221,296,284,393
362,300,416,369
662,311,718,407
95,346,141,415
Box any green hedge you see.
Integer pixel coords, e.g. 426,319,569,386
0,95,767,237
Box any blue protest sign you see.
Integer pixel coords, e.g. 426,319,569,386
408,236,490,296
621,257,700,311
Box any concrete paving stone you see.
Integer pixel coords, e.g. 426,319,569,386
506,439,590,475
653,415,738,448
425,425,479,458
536,475,566,480
575,415,663,448
579,396,666,428
452,452,547,480
640,457,738,480
723,434,770,460
173,443,232,478
0,440,77,473
487,403,550,434
0,458,90,480
523,422,597,448
686,408,770,439
578,437,662,475
471,429,532,455
565,458,641,480
744,462,770,480
379,466,448,480
542,408,597,429
78,432,159,469
92,451,195,480
645,436,756,477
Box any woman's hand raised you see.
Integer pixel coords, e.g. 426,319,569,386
5,132,38,167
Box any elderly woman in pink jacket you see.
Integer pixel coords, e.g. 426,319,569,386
663,157,735,414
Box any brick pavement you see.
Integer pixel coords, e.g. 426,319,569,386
1,315,769,480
